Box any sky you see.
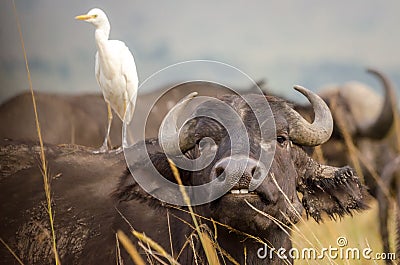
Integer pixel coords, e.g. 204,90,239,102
1,1,400,104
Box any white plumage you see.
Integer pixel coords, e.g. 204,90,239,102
76,8,138,152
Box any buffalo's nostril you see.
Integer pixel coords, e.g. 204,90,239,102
252,167,262,180
215,167,226,181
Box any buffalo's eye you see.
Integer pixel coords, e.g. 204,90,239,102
277,135,287,145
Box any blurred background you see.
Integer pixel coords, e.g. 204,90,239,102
1,0,400,103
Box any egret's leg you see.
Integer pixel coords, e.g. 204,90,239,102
121,100,133,149
113,132,127,154
104,103,113,148
122,120,133,148
94,103,112,154
122,100,128,148
113,126,133,154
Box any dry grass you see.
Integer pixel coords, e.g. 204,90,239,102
329,93,364,183
0,238,24,265
11,0,60,264
167,159,221,265
118,198,396,265
117,230,146,265
294,200,397,265
131,227,179,264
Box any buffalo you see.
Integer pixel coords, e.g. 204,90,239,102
0,92,123,148
312,69,395,169
304,69,398,261
0,82,368,264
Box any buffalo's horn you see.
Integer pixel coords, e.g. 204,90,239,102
286,86,334,146
358,68,395,139
159,92,198,156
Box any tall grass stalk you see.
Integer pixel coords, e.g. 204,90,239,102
131,228,179,265
391,100,400,153
0,238,24,265
169,206,265,244
375,68,400,153
332,94,393,202
167,159,220,265
330,95,364,183
115,233,123,265
116,208,178,264
166,209,175,259
11,1,60,264
117,230,146,265
268,173,338,265
169,205,288,264
388,71,400,264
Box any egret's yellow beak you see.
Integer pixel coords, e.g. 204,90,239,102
75,14,97,21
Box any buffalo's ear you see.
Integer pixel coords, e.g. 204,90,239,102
297,165,370,222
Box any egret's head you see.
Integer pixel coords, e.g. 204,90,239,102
75,8,108,28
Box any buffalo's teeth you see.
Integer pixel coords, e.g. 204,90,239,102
230,189,250,194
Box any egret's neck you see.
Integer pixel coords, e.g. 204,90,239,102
94,22,110,48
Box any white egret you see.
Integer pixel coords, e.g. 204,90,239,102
75,8,138,153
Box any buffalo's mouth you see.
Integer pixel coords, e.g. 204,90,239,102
223,187,273,206
227,188,259,200
209,179,278,232
214,168,277,206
